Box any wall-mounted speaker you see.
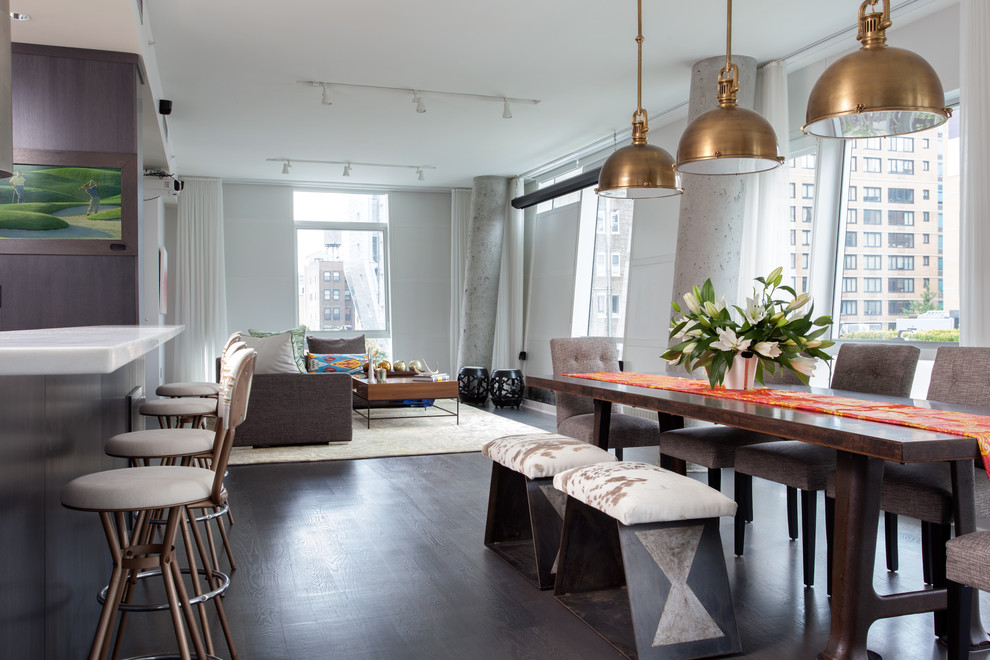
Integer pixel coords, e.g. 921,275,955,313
158,99,173,115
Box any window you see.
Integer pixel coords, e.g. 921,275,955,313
535,168,583,213
864,232,881,247
888,233,914,248
802,253,809,269
923,189,930,200
888,159,914,175
863,187,881,202
611,295,620,315
802,153,817,168
863,209,882,225
294,191,390,337
850,156,857,171
923,161,930,171
890,136,914,152
889,256,914,270
842,277,857,293
802,207,813,223
789,182,796,198
802,183,815,199
864,157,881,173
863,138,882,150
923,211,930,222
865,278,882,293
922,138,930,149
888,211,914,226
344,290,351,301
864,300,882,315
790,206,796,222
864,255,881,270
611,253,620,269
923,256,931,266
888,188,914,204
889,300,913,315
888,278,915,293
789,230,796,246
802,230,810,246
848,186,857,201
845,232,857,247
844,254,857,270
847,208,857,224
840,300,858,315
586,196,634,337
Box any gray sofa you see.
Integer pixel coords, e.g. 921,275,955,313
227,333,366,448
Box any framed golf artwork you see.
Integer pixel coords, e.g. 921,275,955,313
0,149,138,255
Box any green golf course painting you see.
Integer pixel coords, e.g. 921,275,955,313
0,164,123,240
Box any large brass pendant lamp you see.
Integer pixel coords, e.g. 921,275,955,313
596,0,682,198
675,0,783,175
803,0,950,139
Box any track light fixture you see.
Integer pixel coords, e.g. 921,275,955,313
803,0,950,139
595,0,682,198
267,158,434,181
298,80,538,119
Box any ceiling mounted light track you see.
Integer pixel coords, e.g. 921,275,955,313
676,0,783,175
595,0,682,198
267,157,434,180
803,0,950,139
297,80,539,119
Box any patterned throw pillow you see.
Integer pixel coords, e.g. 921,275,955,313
249,325,307,373
308,353,366,374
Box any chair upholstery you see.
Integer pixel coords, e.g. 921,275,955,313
549,337,664,457
946,530,990,657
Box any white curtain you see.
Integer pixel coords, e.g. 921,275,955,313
449,188,472,373
959,0,990,347
492,178,525,370
738,60,790,301
169,177,228,382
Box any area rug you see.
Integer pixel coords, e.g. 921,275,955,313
228,404,549,465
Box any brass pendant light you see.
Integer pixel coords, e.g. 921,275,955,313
596,0,682,198
803,0,950,139
675,0,784,175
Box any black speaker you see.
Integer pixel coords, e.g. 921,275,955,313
158,99,173,115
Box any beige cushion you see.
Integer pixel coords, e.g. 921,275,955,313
140,397,217,416
553,461,737,525
105,428,215,459
482,433,617,479
61,465,213,512
156,382,221,397
240,333,298,374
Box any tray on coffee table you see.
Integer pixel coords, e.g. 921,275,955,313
351,376,459,428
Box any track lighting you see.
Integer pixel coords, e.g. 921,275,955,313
267,158,434,180
321,83,332,106
342,163,351,177
282,161,290,175
502,99,512,119
414,93,427,113
417,168,425,181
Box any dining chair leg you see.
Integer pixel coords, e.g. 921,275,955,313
614,447,623,460
800,489,817,587
947,581,973,660
921,521,934,585
707,467,721,492
787,486,799,541
734,472,752,556
884,512,899,571
931,522,951,638
825,495,834,597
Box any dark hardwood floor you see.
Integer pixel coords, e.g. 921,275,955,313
113,406,990,660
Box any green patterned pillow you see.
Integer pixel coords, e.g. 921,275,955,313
248,325,307,373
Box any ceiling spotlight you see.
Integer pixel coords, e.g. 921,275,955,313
9,12,30,20
321,83,332,106
413,93,426,114
502,99,512,119
342,163,351,177
281,161,291,175
595,0,682,198
417,168,425,181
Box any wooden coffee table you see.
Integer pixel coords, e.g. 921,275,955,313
351,376,460,428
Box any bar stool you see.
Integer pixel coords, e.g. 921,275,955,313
62,350,255,660
155,332,242,399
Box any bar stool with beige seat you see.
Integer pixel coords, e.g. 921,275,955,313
482,432,618,589
154,331,242,399
61,349,256,660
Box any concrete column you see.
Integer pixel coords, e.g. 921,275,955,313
456,176,508,371
670,55,758,344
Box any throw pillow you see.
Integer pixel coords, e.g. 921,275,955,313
249,325,307,373
308,334,366,355
240,333,299,374
308,353,365,374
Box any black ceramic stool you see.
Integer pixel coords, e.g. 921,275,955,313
458,366,490,405
490,369,524,409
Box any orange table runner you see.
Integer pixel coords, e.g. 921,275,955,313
563,371,990,479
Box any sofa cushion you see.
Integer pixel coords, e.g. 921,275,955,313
241,333,299,374
308,334,366,354
308,353,365,374
249,326,307,372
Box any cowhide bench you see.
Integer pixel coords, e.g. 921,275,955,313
482,433,618,589
553,461,740,659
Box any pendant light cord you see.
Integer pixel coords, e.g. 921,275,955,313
725,0,733,72
635,0,645,120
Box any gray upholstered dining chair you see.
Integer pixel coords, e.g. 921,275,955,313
549,337,674,459
733,342,920,588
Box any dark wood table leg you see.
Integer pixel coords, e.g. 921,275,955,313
949,461,990,648
592,399,612,453
819,451,884,660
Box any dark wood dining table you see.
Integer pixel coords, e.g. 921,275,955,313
528,373,988,660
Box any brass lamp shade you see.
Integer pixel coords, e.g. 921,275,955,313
676,105,783,175
597,141,682,198
803,0,950,139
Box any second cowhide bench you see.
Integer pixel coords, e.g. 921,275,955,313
482,433,618,589
553,461,741,659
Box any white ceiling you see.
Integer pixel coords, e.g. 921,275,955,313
10,0,957,190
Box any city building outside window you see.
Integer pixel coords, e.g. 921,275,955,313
864,300,882,315
864,209,881,224
865,232,881,247
863,187,881,202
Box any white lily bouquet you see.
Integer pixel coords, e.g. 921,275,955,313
661,267,835,388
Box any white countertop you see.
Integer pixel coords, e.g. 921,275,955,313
0,325,184,376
